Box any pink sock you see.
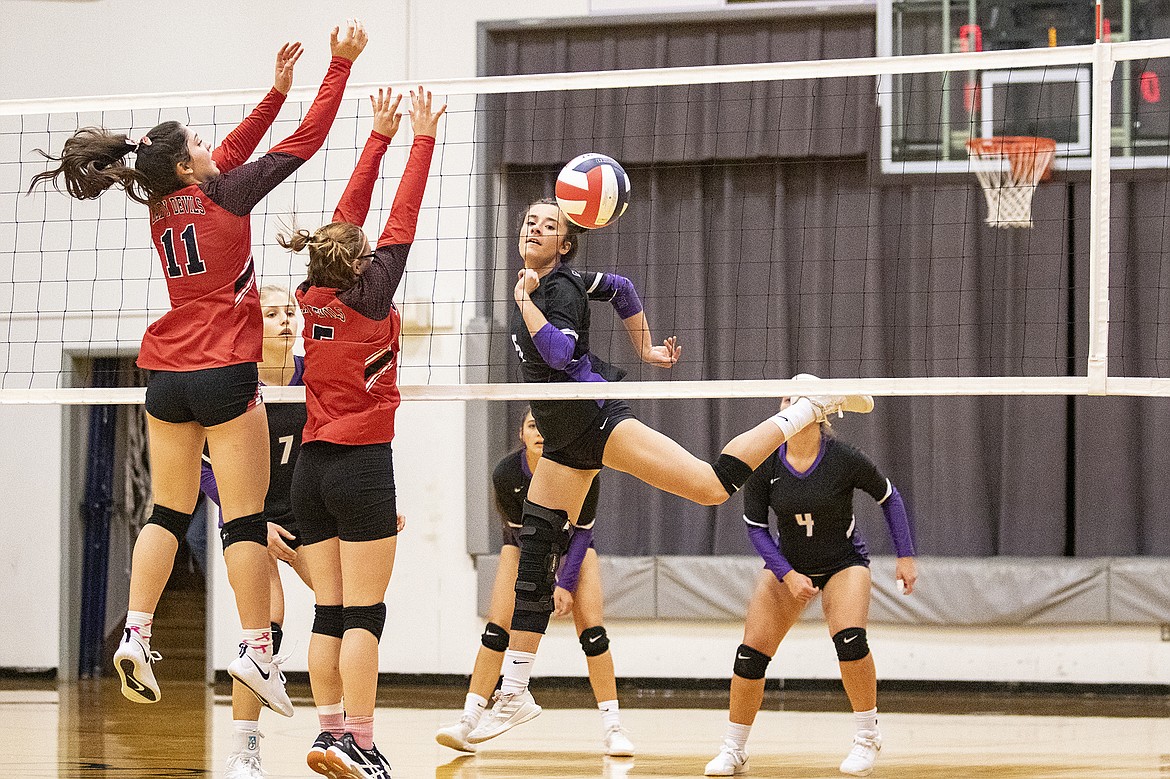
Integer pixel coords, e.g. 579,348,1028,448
241,628,272,661
346,714,375,751
318,703,345,738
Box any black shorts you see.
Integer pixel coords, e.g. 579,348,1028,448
541,399,636,471
146,363,261,427
800,551,870,590
501,521,522,548
291,441,397,545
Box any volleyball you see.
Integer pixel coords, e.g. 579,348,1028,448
555,153,631,229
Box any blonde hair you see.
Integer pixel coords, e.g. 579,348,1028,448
277,221,367,290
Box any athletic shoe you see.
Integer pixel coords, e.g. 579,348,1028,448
224,749,265,779
306,731,338,776
113,628,162,704
795,373,874,421
839,729,881,776
227,644,294,717
704,739,749,776
435,714,479,753
603,725,636,757
466,689,542,744
325,733,392,778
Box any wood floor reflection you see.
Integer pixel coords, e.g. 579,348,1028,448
8,679,1170,777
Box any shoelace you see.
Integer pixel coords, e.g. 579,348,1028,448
226,752,265,776
848,734,879,756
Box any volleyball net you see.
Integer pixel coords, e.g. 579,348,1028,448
2,38,1169,405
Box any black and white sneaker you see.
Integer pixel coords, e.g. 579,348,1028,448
307,731,339,777
325,733,392,778
227,643,294,717
113,628,162,704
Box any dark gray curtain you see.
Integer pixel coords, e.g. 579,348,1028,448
480,12,1170,559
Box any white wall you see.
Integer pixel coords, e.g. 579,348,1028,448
4,0,1170,686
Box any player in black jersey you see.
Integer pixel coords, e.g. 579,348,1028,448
200,284,312,779
435,410,634,756
469,200,876,745
704,388,917,778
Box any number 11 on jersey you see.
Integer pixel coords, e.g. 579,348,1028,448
795,512,814,537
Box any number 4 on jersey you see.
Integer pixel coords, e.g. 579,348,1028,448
160,224,207,278
795,512,814,537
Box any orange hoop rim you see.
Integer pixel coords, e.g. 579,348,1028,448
966,135,1058,182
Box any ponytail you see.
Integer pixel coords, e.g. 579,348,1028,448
278,221,367,291
28,121,191,204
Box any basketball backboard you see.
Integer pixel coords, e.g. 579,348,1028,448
876,0,1170,173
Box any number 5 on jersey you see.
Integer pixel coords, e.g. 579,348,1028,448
160,224,207,278
795,512,814,537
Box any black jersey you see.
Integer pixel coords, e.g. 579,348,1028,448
264,399,308,524
508,265,626,450
742,437,890,574
491,449,600,544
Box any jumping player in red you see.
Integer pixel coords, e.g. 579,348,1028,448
28,22,368,717
279,86,444,778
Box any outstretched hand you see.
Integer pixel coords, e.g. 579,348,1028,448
273,42,303,95
642,335,681,368
370,88,404,140
331,19,368,62
408,86,447,139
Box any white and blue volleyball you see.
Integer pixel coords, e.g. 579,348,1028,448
555,153,631,229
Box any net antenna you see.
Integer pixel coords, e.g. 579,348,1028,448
965,136,1057,228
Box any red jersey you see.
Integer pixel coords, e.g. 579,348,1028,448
298,134,435,445
137,57,354,371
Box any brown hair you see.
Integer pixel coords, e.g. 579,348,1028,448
27,121,191,205
278,222,368,290
519,197,585,263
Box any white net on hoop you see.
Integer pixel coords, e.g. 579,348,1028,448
966,136,1058,228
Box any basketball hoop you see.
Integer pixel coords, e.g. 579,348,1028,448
966,136,1057,228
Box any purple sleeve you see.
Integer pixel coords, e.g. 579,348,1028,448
556,526,594,593
747,525,793,582
881,485,916,557
200,460,221,508
532,322,577,371
586,272,643,320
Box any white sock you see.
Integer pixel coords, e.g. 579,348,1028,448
500,650,536,695
232,719,261,754
769,397,817,439
725,721,752,750
854,707,878,734
463,692,488,723
598,699,621,731
125,611,153,642
241,628,273,662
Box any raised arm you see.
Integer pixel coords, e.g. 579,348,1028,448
579,270,679,368
202,22,367,216
332,88,403,226
338,88,443,320
211,43,302,172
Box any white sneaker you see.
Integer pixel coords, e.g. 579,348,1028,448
466,689,542,744
227,645,294,718
795,373,874,421
704,739,748,776
839,729,881,776
113,629,162,704
435,714,479,753
603,724,635,756
225,749,265,779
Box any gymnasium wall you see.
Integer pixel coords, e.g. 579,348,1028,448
3,0,1170,687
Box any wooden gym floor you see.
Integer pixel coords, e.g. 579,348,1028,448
7,677,1170,778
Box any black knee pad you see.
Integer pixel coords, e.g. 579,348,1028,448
147,504,194,542
219,512,266,551
312,604,344,638
733,643,772,680
579,625,610,657
512,501,571,635
712,454,753,497
270,622,284,655
343,603,388,642
833,627,870,662
481,621,510,652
